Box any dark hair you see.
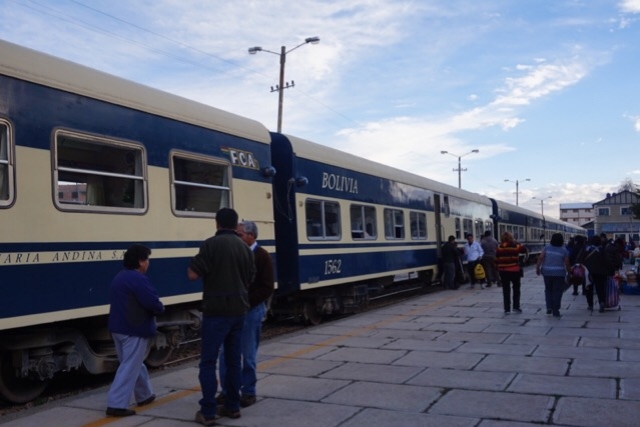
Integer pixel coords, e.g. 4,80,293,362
448,235,456,242
589,235,601,246
483,230,492,238
216,207,238,229
123,244,151,269
550,233,564,247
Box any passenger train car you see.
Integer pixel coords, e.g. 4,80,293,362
269,133,496,323
0,40,584,403
0,40,276,403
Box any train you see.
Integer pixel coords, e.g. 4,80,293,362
0,40,585,403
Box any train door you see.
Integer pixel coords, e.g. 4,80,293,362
434,194,444,253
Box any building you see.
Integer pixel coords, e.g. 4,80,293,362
593,190,640,243
559,202,593,226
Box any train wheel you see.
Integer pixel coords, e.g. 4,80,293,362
0,352,49,404
302,301,323,326
144,347,173,368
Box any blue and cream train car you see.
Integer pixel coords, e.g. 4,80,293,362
269,133,493,324
490,199,586,258
0,40,276,402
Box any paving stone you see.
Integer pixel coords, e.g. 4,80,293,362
258,357,343,377
320,361,424,383
258,341,337,359
580,336,640,349
394,350,484,369
620,377,640,400
408,367,515,391
371,328,444,340
483,324,552,336
547,326,620,338
553,396,640,427
257,375,350,401
436,331,509,344
503,334,578,347
475,354,570,376
532,344,617,361
454,342,535,356
429,389,553,423
339,407,478,427
382,338,462,352
322,381,441,411
570,358,640,379
507,373,616,398
316,346,407,364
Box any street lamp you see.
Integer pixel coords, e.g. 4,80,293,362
504,178,530,206
533,196,552,245
248,36,320,132
440,150,479,189
532,195,552,216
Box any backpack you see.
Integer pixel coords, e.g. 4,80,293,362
582,246,614,276
569,264,586,285
474,263,486,280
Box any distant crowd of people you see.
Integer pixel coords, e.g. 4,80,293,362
440,230,625,318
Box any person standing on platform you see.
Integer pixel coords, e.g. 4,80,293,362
579,235,609,312
464,234,484,289
536,233,571,318
217,220,274,408
441,235,460,290
106,244,164,417
481,230,500,287
188,208,255,426
496,232,527,314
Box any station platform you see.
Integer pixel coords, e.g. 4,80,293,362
3,269,640,427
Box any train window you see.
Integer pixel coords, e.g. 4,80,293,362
474,220,483,240
306,199,341,240
54,130,146,213
384,208,405,239
0,121,14,207
443,196,450,218
170,152,230,217
350,204,376,240
410,211,427,240
463,219,472,238
455,218,461,239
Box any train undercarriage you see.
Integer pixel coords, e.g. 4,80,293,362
0,307,201,404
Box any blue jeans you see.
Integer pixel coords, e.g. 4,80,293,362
443,262,456,289
107,333,153,409
544,275,565,316
219,303,266,397
198,314,245,417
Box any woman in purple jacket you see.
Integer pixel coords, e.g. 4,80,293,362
106,244,165,417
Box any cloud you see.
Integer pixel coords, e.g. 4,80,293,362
619,0,640,13
333,54,593,183
624,113,640,132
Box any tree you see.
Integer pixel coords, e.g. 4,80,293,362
627,179,640,220
619,178,637,193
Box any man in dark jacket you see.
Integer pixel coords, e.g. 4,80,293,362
218,220,274,408
188,208,255,425
106,244,164,417
580,235,610,312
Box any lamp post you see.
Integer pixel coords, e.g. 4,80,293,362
504,178,530,206
533,196,552,216
248,36,320,133
533,196,552,245
440,149,479,189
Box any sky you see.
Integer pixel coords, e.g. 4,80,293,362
1,0,639,218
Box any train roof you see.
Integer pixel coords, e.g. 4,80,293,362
0,39,271,144
283,134,491,206
494,198,584,231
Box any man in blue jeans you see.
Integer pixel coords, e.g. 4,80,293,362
188,208,255,425
217,220,274,407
